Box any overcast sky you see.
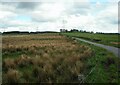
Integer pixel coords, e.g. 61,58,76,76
0,0,119,33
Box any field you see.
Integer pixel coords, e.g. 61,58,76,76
62,32,120,48
2,33,119,83
2,33,93,83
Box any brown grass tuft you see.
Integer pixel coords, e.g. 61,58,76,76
3,58,16,70
14,54,32,67
5,69,21,83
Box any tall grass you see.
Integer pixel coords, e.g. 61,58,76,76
4,69,21,83
3,58,16,71
2,33,93,83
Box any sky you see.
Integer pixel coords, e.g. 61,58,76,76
0,0,119,33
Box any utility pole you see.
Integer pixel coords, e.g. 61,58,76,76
62,19,67,29
60,16,68,32
36,26,38,32
3,28,5,33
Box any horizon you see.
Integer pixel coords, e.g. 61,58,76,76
0,0,119,33
1,30,120,34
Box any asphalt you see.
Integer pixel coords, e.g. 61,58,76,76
74,37,120,57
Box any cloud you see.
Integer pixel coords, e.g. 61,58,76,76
0,0,118,33
93,3,118,32
31,2,66,22
69,2,90,15
16,2,40,10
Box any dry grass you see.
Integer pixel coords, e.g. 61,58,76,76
2,33,93,83
4,69,21,83
14,55,32,68
3,58,16,71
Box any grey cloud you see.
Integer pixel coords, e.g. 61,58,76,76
32,17,57,23
1,2,17,6
111,20,118,24
16,2,40,10
73,2,90,9
68,2,90,15
70,8,89,15
106,18,117,25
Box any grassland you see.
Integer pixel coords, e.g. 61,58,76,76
2,33,119,83
62,32,120,48
2,33,93,83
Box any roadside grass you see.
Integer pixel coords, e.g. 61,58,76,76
61,32,120,48
70,37,120,83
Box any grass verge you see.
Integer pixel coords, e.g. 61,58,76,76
68,36,120,83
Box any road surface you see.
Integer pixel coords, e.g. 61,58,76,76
74,37,120,57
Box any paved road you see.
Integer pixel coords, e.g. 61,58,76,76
74,37,120,57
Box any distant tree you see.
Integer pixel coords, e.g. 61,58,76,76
70,29,79,32
96,32,103,34
83,30,86,33
60,29,68,32
79,30,83,32
90,31,94,34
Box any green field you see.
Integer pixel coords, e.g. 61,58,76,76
62,32,120,48
2,33,120,83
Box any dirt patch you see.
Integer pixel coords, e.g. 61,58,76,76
111,42,120,45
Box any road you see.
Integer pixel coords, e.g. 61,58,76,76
74,37,120,57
